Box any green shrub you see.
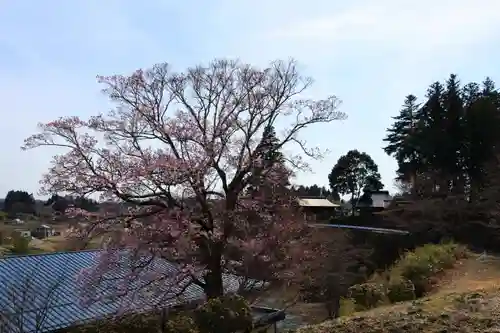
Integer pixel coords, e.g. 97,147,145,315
387,278,416,303
391,242,467,297
70,313,199,333
72,314,161,333
194,295,253,333
347,283,387,310
338,298,357,316
165,315,199,333
69,296,251,333
337,243,467,314
10,232,30,255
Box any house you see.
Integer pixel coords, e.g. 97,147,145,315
0,250,285,333
356,190,392,212
15,230,32,239
370,190,392,209
297,197,340,222
32,224,56,239
6,218,25,225
338,201,354,216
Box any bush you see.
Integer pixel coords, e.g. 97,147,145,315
391,242,467,297
347,283,387,310
296,288,500,333
338,298,357,317
338,243,467,315
194,295,253,333
165,315,199,333
72,314,162,333
387,278,416,303
69,296,251,333
70,312,200,333
10,232,30,255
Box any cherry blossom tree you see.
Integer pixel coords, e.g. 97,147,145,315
23,59,345,304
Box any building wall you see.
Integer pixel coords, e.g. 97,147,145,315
371,194,391,209
302,206,338,222
33,227,55,239
18,230,31,238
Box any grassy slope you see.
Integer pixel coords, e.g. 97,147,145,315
297,254,500,332
1,234,105,255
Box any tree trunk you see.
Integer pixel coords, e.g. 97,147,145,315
325,296,341,319
203,248,224,299
350,193,356,216
204,270,224,299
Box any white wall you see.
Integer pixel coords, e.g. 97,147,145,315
371,194,391,208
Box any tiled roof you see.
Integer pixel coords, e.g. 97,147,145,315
0,250,246,333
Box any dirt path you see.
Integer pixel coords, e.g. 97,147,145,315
433,254,500,294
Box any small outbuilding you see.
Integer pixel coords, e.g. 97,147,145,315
297,197,340,222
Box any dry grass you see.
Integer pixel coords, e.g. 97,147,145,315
30,236,67,251
288,303,329,325
250,285,329,326
0,219,108,254
32,234,107,252
434,253,500,294
297,256,500,333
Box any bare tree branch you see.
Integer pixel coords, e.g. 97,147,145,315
23,58,344,306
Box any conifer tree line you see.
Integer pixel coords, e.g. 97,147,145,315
383,74,500,200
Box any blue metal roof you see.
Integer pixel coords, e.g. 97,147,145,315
0,250,247,333
309,223,410,235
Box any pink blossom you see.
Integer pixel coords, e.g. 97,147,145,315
23,58,342,308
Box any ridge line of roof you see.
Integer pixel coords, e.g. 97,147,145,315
1,248,102,260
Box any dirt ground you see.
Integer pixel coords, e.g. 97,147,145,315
298,255,500,332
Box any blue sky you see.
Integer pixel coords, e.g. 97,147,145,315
1,0,500,198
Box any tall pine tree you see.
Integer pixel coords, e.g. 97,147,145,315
246,125,289,198
384,74,500,200
442,74,465,193
462,79,500,199
417,81,447,185
383,95,421,185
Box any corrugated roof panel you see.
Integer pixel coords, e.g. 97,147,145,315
0,250,249,333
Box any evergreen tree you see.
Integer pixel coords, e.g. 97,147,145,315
246,125,289,197
442,74,465,193
45,194,100,214
259,125,284,166
294,185,337,200
383,95,421,184
45,194,69,214
3,190,36,215
417,81,447,182
73,196,100,212
462,79,500,198
384,74,500,199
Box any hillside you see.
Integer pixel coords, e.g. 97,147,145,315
298,254,500,333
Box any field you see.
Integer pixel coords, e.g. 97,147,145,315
0,220,106,254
